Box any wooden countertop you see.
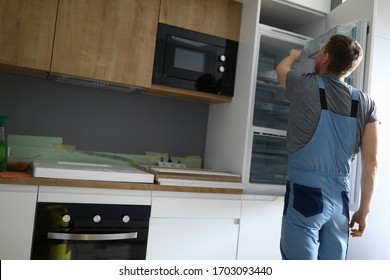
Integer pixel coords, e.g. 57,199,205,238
0,176,243,195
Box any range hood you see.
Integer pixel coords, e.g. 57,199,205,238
48,74,144,94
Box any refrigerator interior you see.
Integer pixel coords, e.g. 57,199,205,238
248,25,312,190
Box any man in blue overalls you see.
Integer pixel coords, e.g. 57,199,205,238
276,34,379,260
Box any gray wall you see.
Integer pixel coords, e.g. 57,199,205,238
0,71,209,158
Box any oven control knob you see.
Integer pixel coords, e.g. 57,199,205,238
218,66,225,73
219,55,226,62
122,215,131,223
62,214,71,223
93,214,102,223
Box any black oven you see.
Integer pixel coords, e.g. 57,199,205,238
31,202,150,260
153,23,238,96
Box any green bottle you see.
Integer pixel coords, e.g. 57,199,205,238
0,116,8,172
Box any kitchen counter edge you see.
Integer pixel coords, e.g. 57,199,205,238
0,177,243,195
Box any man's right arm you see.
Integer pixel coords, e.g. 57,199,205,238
276,49,302,89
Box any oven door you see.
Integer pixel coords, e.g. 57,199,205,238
31,228,148,260
31,203,150,260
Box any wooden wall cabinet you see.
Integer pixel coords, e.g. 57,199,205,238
51,0,160,88
0,0,58,72
159,0,242,41
1,0,242,103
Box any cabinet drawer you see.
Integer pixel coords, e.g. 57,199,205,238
151,195,241,219
38,186,151,205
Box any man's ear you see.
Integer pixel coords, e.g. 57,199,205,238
322,52,330,65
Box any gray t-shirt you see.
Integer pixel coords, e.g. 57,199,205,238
285,70,378,154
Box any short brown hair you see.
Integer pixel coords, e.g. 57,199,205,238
324,34,363,76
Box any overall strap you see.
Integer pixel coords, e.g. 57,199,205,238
316,76,360,118
350,88,360,118
316,76,327,110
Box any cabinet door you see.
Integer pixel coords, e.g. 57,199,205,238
0,0,58,71
146,194,241,260
0,184,38,260
147,218,239,260
236,197,283,260
159,0,242,41
51,0,160,88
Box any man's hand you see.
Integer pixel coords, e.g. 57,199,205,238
349,210,368,237
289,49,303,63
276,49,303,89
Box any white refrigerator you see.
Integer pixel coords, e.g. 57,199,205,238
245,20,368,210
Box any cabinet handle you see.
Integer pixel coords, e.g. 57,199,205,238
47,232,138,241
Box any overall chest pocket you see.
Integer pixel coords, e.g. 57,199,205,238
293,184,323,217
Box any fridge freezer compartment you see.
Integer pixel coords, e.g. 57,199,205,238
254,80,289,130
257,70,277,82
253,114,288,131
249,157,288,185
256,79,286,96
249,132,288,185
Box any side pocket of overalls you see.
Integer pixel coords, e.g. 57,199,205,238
293,183,323,217
341,191,350,219
283,181,291,215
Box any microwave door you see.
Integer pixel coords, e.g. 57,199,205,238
165,35,217,80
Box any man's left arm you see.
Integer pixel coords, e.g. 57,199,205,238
350,121,379,237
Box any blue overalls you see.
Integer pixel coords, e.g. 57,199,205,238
280,76,360,260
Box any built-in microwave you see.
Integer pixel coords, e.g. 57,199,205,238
152,23,238,96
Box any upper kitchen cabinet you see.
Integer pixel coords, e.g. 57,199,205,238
260,0,331,36
159,0,242,41
0,0,58,73
280,0,331,14
51,0,160,88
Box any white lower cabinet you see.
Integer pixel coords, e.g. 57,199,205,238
0,183,285,260
146,192,241,260
236,196,284,260
0,184,38,260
